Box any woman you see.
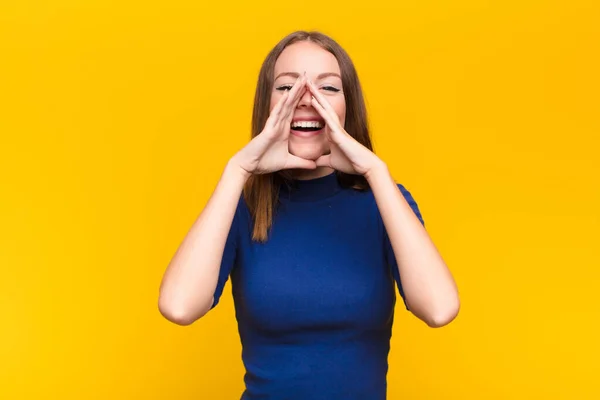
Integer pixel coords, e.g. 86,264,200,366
159,31,459,400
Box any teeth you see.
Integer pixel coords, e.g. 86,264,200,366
291,120,324,129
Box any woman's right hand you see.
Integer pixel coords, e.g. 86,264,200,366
231,74,316,176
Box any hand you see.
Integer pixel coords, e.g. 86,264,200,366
306,78,383,176
231,74,316,176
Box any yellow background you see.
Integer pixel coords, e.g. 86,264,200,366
1,0,598,398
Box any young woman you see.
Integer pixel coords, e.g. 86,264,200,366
159,31,459,400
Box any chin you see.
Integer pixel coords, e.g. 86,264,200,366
289,142,329,161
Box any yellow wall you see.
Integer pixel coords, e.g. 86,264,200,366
1,0,598,398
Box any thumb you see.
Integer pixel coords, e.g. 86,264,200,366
284,155,317,170
315,154,331,168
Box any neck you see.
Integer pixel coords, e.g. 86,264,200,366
278,166,342,202
288,167,335,181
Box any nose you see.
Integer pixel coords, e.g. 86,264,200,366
297,87,312,108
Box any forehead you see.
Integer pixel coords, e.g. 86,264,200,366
274,41,341,76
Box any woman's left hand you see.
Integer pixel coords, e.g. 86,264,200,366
307,78,383,177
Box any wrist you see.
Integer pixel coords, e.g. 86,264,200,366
364,158,388,182
226,157,252,182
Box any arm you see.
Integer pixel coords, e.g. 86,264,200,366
158,75,316,326
365,162,460,328
158,160,249,326
304,77,459,327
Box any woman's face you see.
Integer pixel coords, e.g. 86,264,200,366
270,41,346,161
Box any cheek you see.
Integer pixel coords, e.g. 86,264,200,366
333,98,346,125
270,92,285,112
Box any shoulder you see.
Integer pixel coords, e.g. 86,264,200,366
395,183,425,225
233,193,251,215
359,181,425,226
395,183,418,202
230,194,252,232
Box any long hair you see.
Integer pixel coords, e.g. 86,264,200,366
244,31,374,242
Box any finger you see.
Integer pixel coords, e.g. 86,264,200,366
279,77,307,138
268,77,301,130
284,85,308,124
281,75,307,122
282,75,305,109
267,91,289,125
284,154,317,170
306,79,339,121
263,91,289,133
310,95,339,132
315,154,332,168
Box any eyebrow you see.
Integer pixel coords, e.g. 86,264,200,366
274,72,342,81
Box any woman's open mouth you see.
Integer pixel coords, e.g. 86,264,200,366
290,120,325,137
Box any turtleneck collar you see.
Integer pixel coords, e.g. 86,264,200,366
279,171,343,202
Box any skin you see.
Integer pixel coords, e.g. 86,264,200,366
270,41,346,180
158,40,460,328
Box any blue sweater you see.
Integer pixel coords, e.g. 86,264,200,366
211,171,425,400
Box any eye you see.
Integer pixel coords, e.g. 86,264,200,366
322,85,341,93
275,84,293,91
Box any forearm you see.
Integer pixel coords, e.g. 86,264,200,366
158,159,249,325
365,162,459,327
